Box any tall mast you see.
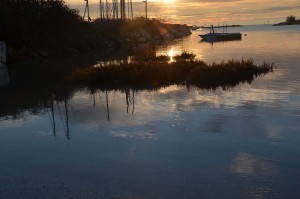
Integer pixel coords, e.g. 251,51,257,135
83,0,91,22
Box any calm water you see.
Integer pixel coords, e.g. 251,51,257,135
1,25,300,198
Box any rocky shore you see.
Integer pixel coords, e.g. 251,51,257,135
1,0,192,64
125,24,191,43
5,22,191,64
273,21,300,26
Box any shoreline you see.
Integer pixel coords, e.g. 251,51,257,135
5,20,192,64
1,0,191,65
273,22,300,26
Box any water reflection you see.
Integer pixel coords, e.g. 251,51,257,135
2,81,294,141
0,54,273,130
50,94,56,137
110,130,156,139
229,153,277,176
230,153,257,175
0,64,10,86
266,125,282,140
229,153,278,199
200,37,242,45
31,89,138,139
125,89,135,114
64,99,70,139
1,24,300,199
48,95,71,139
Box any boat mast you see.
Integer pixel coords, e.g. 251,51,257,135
211,25,215,33
83,0,91,22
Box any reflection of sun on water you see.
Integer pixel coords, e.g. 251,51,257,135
158,85,180,94
168,48,176,62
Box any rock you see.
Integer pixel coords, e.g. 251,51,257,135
178,26,192,36
144,33,152,41
35,49,48,57
0,41,6,63
170,28,181,38
6,46,14,61
30,51,39,58
104,41,114,48
137,37,147,43
139,29,147,37
153,34,161,40
163,33,174,40
132,31,140,39
64,48,80,54
124,39,130,43
0,63,9,86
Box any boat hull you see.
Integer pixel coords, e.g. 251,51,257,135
199,33,242,41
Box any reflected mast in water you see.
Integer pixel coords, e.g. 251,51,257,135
93,93,96,107
49,94,56,137
126,89,130,113
99,91,110,121
64,99,70,140
106,91,110,121
125,89,135,114
132,90,135,114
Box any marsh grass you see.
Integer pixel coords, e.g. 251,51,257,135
174,52,196,62
1,53,273,119
70,54,274,90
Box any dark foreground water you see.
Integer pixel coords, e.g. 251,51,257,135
1,25,300,199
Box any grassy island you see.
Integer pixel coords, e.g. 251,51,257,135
70,53,274,90
0,52,274,118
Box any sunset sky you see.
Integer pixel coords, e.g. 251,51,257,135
67,0,300,25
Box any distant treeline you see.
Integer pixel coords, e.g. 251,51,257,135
286,15,300,23
274,15,300,26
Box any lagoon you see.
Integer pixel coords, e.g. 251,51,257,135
1,24,300,198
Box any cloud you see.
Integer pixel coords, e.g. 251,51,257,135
258,5,300,12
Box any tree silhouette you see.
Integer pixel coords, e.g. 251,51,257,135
286,15,296,23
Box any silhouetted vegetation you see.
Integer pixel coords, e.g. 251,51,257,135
0,51,274,119
0,0,83,47
274,15,300,26
174,52,196,62
0,0,191,63
70,53,274,90
0,0,114,63
286,15,296,23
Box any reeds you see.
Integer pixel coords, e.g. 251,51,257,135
69,53,274,90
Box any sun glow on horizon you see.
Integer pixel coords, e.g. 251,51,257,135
168,48,176,62
163,0,175,4
151,0,175,4
69,0,300,25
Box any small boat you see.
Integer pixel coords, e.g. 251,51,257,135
199,25,241,41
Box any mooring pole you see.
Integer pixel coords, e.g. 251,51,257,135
130,0,133,20
123,0,126,20
100,0,102,19
144,0,147,19
83,0,91,22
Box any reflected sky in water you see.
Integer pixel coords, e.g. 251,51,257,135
1,25,300,198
